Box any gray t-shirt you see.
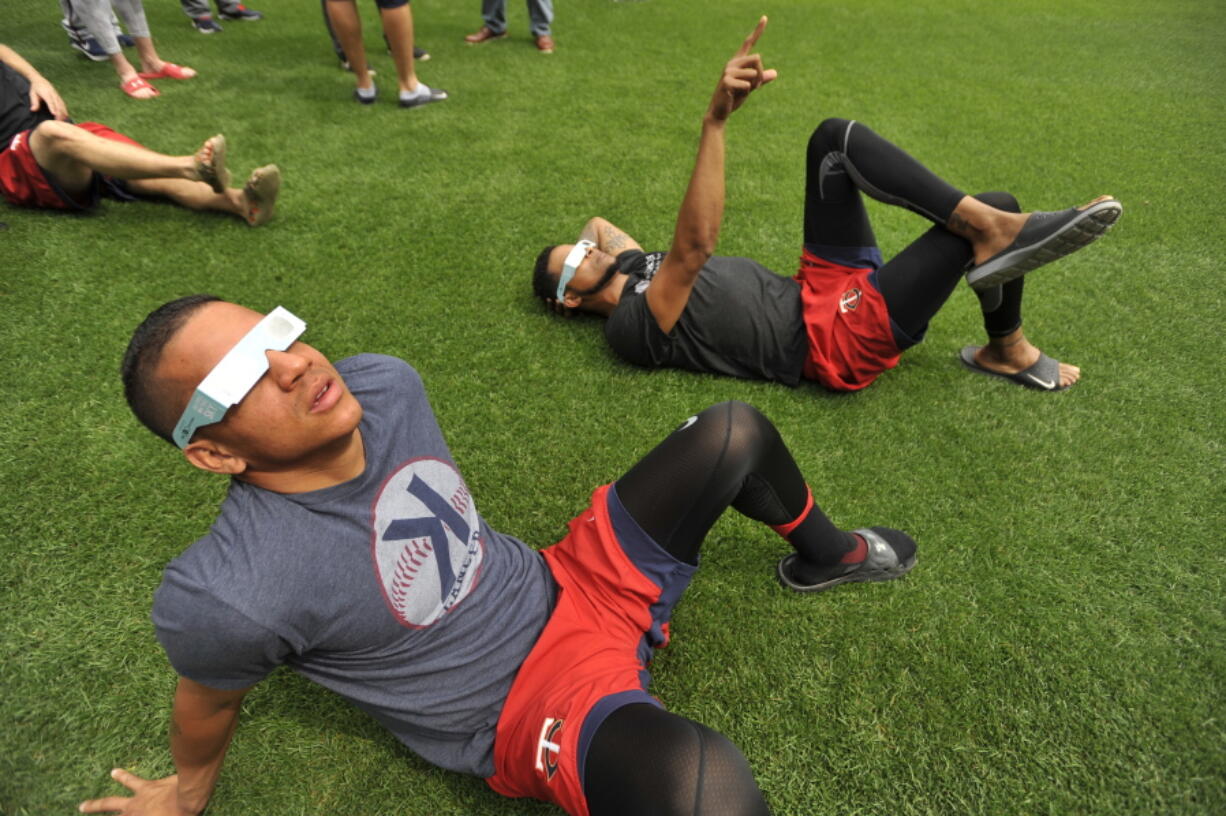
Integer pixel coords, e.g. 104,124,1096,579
603,251,808,386
152,354,556,777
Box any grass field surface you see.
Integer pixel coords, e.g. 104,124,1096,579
1,0,1223,814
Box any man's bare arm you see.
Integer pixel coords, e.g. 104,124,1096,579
0,44,69,119
80,677,251,815
578,217,643,255
644,18,776,335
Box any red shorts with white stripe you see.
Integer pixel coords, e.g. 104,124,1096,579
0,121,142,210
486,483,696,816
794,247,902,391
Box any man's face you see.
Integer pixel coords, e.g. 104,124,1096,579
550,243,619,303
160,302,363,468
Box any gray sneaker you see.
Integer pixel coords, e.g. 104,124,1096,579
777,527,917,593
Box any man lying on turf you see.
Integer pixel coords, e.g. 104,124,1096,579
0,44,279,225
84,22,916,816
531,61,1121,393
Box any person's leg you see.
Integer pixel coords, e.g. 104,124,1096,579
872,190,1018,343
108,0,194,79
614,401,914,587
28,121,217,193
874,189,1081,388
378,2,417,92
527,0,553,36
380,2,446,106
322,0,346,60
585,703,770,816
805,118,1032,267
968,270,1082,388
326,0,374,97
178,0,213,20
126,164,279,225
481,0,508,34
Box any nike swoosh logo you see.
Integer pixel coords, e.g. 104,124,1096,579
1025,373,1057,389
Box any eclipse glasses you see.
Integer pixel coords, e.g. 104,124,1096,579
171,306,307,449
555,239,596,302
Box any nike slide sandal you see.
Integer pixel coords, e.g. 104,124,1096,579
959,345,1068,391
777,527,917,593
965,197,1122,291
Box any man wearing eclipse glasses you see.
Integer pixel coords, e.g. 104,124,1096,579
89,22,916,816
531,39,1120,394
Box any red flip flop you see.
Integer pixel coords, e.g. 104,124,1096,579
138,62,197,80
120,76,159,99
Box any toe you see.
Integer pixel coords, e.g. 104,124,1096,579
1059,362,1081,387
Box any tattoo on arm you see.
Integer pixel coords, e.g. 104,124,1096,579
605,230,628,252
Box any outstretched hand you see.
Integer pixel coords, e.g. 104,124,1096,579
708,16,777,121
28,76,68,120
79,769,191,815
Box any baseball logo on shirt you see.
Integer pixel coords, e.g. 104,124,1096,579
371,457,485,628
839,287,862,313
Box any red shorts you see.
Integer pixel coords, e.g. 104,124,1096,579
0,121,142,210
486,484,696,816
794,248,902,391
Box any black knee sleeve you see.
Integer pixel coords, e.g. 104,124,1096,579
585,704,771,816
615,402,809,564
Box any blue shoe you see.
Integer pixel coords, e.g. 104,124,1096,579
219,5,263,21
117,32,136,48
62,19,110,61
191,16,224,33
777,527,917,593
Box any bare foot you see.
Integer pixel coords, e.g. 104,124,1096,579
240,164,281,226
193,134,230,193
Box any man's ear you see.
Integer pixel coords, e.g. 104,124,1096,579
183,437,249,476
561,291,583,310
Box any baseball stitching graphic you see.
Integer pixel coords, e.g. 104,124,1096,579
371,457,484,628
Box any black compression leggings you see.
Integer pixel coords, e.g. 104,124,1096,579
613,400,850,567
804,118,1024,343
581,401,854,815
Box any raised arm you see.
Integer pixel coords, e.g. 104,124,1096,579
578,217,644,256
80,677,250,815
644,17,776,334
0,43,69,120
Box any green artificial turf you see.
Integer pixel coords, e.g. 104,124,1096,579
2,0,1223,814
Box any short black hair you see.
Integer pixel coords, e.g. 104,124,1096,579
120,294,221,446
532,245,559,302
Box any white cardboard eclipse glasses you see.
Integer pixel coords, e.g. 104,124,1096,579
171,306,307,448
555,239,596,302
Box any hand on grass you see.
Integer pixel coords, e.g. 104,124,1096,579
708,16,777,122
79,769,194,815
28,77,68,120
